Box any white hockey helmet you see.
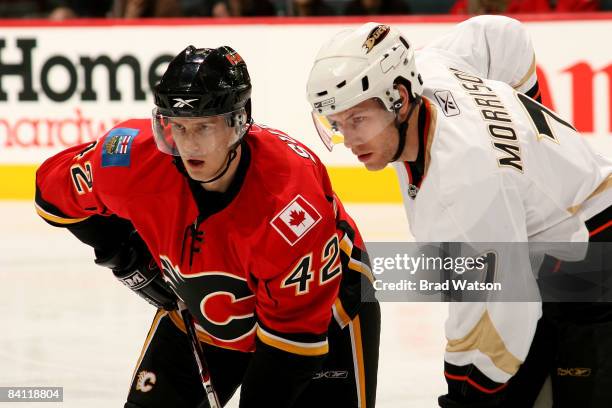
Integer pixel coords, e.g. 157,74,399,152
306,22,423,151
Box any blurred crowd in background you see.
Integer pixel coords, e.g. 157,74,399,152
0,0,609,19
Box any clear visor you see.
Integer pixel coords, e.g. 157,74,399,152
152,108,249,156
311,102,397,152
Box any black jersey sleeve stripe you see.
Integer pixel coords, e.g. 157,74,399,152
35,186,90,226
257,321,327,344
337,221,374,283
256,321,328,356
335,218,377,322
524,81,542,103
444,361,509,394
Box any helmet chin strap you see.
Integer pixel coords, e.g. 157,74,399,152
199,119,252,185
198,140,241,185
390,95,421,163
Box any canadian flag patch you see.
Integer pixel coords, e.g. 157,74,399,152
270,195,322,246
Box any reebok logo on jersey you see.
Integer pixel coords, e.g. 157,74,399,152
172,98,198,108
313,370,349,379
557,367,592,377
271,195,322,246
101,128,139,167
434,90,460,117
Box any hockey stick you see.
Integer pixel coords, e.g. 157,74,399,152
179,302,222,408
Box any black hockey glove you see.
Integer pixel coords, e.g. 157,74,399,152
95,232,178,311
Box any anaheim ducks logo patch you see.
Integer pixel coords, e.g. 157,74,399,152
363,25,390,54
135,370,157,392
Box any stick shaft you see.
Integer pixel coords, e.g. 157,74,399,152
179,303,221,408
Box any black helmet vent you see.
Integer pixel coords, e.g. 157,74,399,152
362,76,369,92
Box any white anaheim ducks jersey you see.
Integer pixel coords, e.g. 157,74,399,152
393,16,612,385
423,15,539,95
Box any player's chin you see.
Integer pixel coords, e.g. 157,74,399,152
364,162,387,171
361,155,387,171
184,167,211,182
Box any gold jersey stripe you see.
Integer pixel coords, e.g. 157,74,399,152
340,235,375,283
348,259,375,283
333,298,351,328
446,310,522,375
339,235,353,254
424,97,438,178
256,327,328,357
349,315,367,408
567,174,612,215
129,310,167,389
35,203,90,224
513,54,537,90
167,310,216,346
167,311,256,353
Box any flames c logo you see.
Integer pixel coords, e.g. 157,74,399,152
160,256,256,343
136,371,156,392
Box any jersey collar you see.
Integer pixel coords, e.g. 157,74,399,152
404,97,434,189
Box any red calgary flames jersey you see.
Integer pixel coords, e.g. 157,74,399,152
35,120,372,356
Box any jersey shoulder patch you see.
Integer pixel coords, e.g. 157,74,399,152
101,127,140,167
270,194,323,246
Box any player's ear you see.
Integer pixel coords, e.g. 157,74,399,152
396,84,411,119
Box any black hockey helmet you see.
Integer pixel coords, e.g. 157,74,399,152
152,45,253,157
154,45,252,119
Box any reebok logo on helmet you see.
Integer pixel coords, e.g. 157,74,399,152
172,98,199,108
362,25,390,54
314,97,335,109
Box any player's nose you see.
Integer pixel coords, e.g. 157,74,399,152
343,132,357,149
343,133,367,152
181,137,205,156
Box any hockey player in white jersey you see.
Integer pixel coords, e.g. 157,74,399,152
306,16,612,407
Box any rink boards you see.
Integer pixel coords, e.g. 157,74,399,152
0,14,611,202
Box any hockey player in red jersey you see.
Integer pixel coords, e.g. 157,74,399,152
35,45,380,407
